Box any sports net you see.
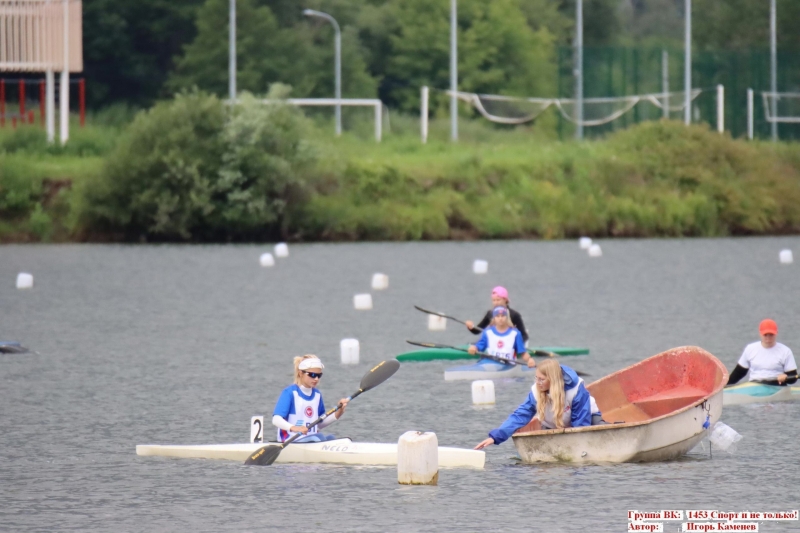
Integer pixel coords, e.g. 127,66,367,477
449,89,702,127
761,92,800,124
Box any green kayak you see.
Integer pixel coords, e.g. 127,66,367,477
396,345,589,362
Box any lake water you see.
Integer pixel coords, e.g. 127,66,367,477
2,239,799,532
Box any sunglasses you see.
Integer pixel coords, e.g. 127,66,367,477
302,371,323,379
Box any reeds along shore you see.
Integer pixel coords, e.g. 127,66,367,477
3,94,800,243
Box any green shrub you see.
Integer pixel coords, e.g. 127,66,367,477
76,86,314,241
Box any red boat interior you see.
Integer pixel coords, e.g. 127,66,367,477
589,347,727,423
514,347,727,433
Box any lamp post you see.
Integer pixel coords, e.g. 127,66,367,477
684,0,691,125
229,0,236,102
575,0,583,140
450,0,457,141
304,9,342,136
770,0,777,141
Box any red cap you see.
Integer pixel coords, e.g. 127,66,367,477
759,319,778,335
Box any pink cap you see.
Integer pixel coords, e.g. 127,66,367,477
491,286,509,300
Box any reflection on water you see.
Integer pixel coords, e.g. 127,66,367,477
1,239,799,531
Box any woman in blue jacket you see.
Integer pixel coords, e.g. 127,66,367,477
474,359,601,449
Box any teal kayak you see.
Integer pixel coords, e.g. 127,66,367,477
723,382,800,406
396,345,589,362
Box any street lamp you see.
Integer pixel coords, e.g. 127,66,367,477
230,0,236,102
304,9,342,136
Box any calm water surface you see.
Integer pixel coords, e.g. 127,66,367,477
2,239,799,532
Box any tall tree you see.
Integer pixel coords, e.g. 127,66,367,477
169,0,377,99
381,0,557,111
83,0,205,107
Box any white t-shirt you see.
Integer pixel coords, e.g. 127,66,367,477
737,341,797,382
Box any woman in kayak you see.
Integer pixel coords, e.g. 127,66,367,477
474,359,602,450
465,286,529,344
272,355,349,443
727,319,797,386
467,306,534,367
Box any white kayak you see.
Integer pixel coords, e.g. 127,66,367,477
444,358,533,381
136,438,484,468
723,382,800,406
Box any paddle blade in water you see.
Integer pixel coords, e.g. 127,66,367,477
244,444,283,466
359,359,400,392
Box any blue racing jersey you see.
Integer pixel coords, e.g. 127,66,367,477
273,384,327,442
475,326,526,361
487,365,598,445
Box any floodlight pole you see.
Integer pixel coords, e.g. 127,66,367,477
304,9,342,136
450,0,458,141
684,0,691,125
575,0,583,140
60,0,69,145
662,50,669,118
770,0,777,141
229,0,236,102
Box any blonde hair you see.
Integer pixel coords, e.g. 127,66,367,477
535,359,566,428
294,354,320,386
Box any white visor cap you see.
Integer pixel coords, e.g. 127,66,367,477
299,357,325,371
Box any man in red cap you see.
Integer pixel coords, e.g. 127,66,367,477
727,319,798,386
465,286,529,344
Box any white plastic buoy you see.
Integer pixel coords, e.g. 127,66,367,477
353,294,373,310
250,416,264,443
340,338,360,365
708,421,742,453
779,249,793,264
473,260,488,274
588,244,602,257
579,236,592,250
259,253,275,267
274,243,289,258
16,273,33,289
471,380,496,405
397,431,439,485
371,273,389,290
427,314,447,331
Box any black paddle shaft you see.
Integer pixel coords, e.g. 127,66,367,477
405,341,590,377
405,340,521,366
412,306,558,358
244,359,400,466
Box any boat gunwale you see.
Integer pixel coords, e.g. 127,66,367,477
513,346,728,438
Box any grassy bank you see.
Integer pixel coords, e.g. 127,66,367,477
3,102,800,242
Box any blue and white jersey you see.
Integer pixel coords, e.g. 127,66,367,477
487,365,600,444
273,384,326,442
475,326,526,361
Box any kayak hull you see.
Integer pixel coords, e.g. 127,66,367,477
511,346,728,463
136,438,484,468
397,345,589,362
444,358,533,381
723,382,799,406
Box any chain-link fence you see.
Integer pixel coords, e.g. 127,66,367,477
557,46,800,140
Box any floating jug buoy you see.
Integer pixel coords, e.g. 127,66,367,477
588,244,602,257
259,253,275,267
427,314,447,331
471,380,495,405
473,260,488,274
397,431,438,485
371,273,389,290
779,249,793,264
579,237,592,250
353,294,373,310
16,273,33,289
274,243,289,258
340,338,360,365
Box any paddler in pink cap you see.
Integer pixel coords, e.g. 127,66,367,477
465,286,529,344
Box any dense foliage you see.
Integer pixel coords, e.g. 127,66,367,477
73,88,313,241
81,0,797,109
